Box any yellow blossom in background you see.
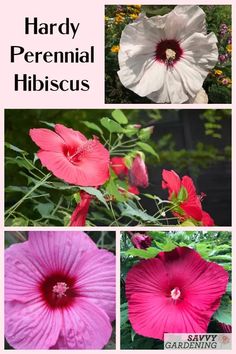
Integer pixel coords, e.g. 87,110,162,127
129,13,139,20
214,69,223,76
133,5,142,10
226,44,232,53
111,45,120,53
105,16,109,21
115,14,125,24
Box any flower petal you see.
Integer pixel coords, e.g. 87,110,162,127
29,128,64,153
70,191,92,226
162,169,181,196
53,299,112,349
165,6,206,41
5,241,45,302
28,231,97,274
5,300,62,349
55,124,87,146
181,32,218,74
169,59,203,101
37,142,109,186
75,249,116,321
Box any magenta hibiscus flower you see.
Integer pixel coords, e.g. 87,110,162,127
126,247,228,340
5,231,115,349
30,124,110,186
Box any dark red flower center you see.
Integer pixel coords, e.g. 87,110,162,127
156,39,183,66
40,272,78,309
65,141,94,165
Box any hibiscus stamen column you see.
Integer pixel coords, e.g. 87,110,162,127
53,282,69,298
170,287,181,300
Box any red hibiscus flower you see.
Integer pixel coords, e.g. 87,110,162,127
126,247,228,340
70,191,92,226
29,124,110,186
162,169,214,226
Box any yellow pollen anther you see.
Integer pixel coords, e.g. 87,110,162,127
166,48,176,60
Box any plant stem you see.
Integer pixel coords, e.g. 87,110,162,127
5,173,52,222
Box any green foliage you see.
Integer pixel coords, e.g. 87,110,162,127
120,231,231,349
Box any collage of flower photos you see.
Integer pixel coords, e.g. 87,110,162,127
4,3,233,352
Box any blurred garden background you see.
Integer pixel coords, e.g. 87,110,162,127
105,5,231,103
5,109,231,226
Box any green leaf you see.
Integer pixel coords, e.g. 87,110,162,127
83,121,103,135
119,202,156,223
125,247,159,259
181,219,196,226
123,125,140,137
178,186,188,202
214,296,231,325
5,142,27,154
136,142,159,159
106,179,126,202
120,303,128,326
111,110,128,124
34,202,54,217
101,117,124,133
79,187,109,208
139,126,154,141
12,217,29,226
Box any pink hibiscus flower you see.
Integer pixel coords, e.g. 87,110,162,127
110,157,129,178
29,124,110,186
70,191,92,226
162,169,214,226
5,231,115,349
126,247,228,340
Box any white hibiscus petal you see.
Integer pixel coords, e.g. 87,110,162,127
182,32,218,72
127,61,166,97
165,6,206,41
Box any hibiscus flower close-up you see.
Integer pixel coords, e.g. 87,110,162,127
125,246,228,340
5,231,116,349
117,5,218,103
30,123,110,186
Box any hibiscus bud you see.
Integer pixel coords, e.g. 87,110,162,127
131,233,152,249
129,154,149,188
139,126,154,140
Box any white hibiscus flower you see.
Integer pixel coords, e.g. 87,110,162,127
117,6,218,103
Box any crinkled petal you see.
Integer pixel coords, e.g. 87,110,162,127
55,124,87,147
165,6,206,41
201,211,215,226
52,299,112,349
5,300,61,349
169,60,203,101
181,32,218,74
28,231,97,275
29,128,64,153
5,242,45,302
75,249,116,321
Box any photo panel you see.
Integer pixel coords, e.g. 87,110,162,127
4,230,116,350
5,109,231,227
105,4,232,104
120,230,232,349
